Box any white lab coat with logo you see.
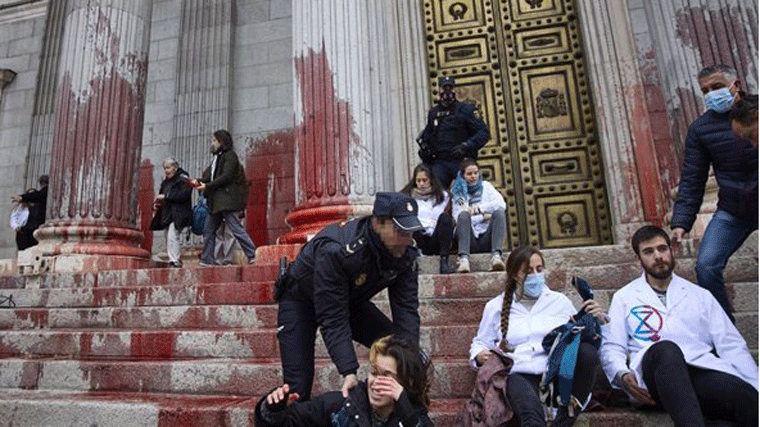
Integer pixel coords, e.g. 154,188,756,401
469,288,576,373
600,272,758,392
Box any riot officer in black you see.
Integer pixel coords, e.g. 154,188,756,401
418,76,490,188
275,192,424,401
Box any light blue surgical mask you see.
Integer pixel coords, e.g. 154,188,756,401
523,272,545,298
704,87,735,113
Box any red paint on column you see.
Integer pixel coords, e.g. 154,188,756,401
278,45,356,243
244,131,296,247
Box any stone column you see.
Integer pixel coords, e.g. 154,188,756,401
280,0,428,242
576,2,668,242
30,0,153,273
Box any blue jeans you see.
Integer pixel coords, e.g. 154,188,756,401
695,209,757,323
430,158,461,189
200,210,257,264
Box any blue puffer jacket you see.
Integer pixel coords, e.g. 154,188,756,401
671,109,758,231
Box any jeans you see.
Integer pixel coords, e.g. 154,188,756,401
695,209,756,322
201,210,256,264
641,341,758,427
456,209,506,256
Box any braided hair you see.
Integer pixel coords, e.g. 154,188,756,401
498,245,544,353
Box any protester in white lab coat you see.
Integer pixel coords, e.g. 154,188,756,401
600,225,758,427
467,246,606,427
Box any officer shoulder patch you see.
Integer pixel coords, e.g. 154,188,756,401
342,237,366,256
338,218,355,228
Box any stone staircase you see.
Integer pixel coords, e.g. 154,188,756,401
0,236,755,426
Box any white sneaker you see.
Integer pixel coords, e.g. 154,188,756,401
457,256,470,273
490,254,505,271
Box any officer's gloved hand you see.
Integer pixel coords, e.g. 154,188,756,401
452,143,470,159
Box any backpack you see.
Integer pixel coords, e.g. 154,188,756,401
191,194,210,235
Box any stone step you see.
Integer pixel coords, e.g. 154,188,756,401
0,264,279,290
0,356,476,398
0,388,677,427
0,298,490,330
0,308,755,361
0,324,478,360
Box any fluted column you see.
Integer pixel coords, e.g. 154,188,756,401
281,0,428,242
32,0,153,271
577,2,667,242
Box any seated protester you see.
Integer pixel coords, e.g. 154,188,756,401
729,94,758,147
400,164,455,274
255,335,433,427
451,158,507,272
600,225,758,427
466,246,605,427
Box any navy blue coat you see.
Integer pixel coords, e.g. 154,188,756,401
284,217,421,376
421,101,490,160
671,109,758,231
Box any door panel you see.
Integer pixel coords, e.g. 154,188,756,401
422,0,612,248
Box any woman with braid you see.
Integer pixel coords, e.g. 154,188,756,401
467,246,605,427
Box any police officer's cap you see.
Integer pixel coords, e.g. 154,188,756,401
438,76,455,88
373,192,423,232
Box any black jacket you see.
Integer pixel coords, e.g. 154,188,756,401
284,216,421,376
254,382,433,427
20,185,47,232
421,101,490,160
158,168,193,230
671,109,758,231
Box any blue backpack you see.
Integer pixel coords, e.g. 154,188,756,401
191,194,209,235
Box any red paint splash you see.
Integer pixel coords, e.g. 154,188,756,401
244,131,296,247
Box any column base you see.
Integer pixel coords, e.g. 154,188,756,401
25,221,152,274
279,204,356,243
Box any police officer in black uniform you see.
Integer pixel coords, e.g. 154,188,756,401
418,76,490,188
275,192,424,401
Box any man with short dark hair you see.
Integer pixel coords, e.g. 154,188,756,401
670,64,758,322
600,225,758,427
276,192,424,401
418,76,490,188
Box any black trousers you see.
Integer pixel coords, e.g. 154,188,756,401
277,298,393,400
506,342,599,427
641,341,758,427
413,212,454,256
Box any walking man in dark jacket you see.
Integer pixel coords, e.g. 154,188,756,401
670,64,758,322
418,77,490,188
276,192,423,401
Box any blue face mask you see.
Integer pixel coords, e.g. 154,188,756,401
704,87,735,113
523,272,545,298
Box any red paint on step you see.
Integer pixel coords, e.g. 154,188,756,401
130,331,175,360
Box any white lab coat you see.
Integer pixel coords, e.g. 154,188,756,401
413,191,449,236
452,180,506,238
600,273,758,392
469,288,576,373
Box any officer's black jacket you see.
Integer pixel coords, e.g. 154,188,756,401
421,101,490,159
285,216,421,376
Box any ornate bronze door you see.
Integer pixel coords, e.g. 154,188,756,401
422,0,612,248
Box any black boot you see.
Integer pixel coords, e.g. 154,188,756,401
439,256,455,274
552,405,577,427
